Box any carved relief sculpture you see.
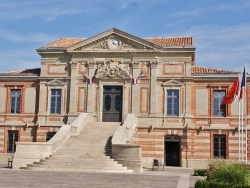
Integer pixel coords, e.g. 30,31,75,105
95,61,130,79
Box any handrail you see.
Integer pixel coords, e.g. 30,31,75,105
111,114,142,172
112,114,137,144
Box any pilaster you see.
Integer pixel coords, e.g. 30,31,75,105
68,61,78,115
87,61,96,113
149,61,159,116
37,81,47,124
131,61,140,114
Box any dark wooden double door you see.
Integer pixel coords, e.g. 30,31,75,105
165,136,181,166
103,86,123,122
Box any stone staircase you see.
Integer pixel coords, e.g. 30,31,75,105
21,122,133,173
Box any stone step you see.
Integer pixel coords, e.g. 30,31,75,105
59,148,111,152
59,147,111,150
62,141,112,148
68,138,112,141
32,161,123,167
51,154,111,158
21,166,133,173
20,121,131,173
40,158,116,163
55,150,109,154
27,163,126,169
40,155,115,162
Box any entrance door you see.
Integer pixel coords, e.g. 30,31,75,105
103,86,123,122
165,136,180,166
7,130,18,153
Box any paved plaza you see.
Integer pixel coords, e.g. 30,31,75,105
0,166,202,188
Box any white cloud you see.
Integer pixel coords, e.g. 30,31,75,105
0,48,40,72
184,24,250,72
0,0,104,22
0,28,57,44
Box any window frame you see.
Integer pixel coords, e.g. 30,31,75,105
46,80,66,115
5,85,24,114
50,88,62,114
7,130,18,153
213,90,226,117
213,134,227,159
166,89,180,116
10,89,21,114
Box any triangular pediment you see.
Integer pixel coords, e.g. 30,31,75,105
162,79,183,87
67,28,162,52
46,79,66,86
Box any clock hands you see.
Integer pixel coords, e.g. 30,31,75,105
108,37,120,49
112,40,119,46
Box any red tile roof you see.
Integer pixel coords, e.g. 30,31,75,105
1,66,236,75
192,66,238,74
0,67,237,77
145,37,193,46
0,68,40,76
44,37,193,48
45,38,85,47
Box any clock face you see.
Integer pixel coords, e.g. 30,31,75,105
108,37,121,50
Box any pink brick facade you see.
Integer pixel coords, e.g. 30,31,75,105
0,28,248,168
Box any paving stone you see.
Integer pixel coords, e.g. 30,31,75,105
0,167,204,188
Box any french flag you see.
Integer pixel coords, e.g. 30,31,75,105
83,72,93,85
87,78,92,84
239,67,246,100
138,72,145,78
132,78,137,85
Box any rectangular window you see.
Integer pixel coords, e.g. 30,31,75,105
50,89,62,114
214,135,226,159
10,89,21,114
46,132,57,142
167,89,179,116
8,130,18,153
213,90,226,117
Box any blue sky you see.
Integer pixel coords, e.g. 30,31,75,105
0,0,250,72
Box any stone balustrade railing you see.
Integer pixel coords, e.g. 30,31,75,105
13,113,95,169
111,114,143,172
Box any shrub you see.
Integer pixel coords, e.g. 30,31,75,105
195,179,250,188
194,169,207,176
195,160,250,187
208,163,250,185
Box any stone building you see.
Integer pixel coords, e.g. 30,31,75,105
0,28,248,169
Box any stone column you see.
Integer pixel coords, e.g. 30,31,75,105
87,62,96,114
149,61,158,116
131,61,140,114
37,81,47,124
68,61,77,117
184,82,192,124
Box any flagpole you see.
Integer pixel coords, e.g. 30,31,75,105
239,98,241,161
242,95,244,161
244,63,247,163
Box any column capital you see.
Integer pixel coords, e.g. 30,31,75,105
132,61,140,69
151,61,159,69
88,61,95,69
70,61,78,69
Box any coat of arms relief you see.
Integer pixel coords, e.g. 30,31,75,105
95,60,131,79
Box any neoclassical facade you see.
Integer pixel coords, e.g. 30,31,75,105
0,28,248,168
